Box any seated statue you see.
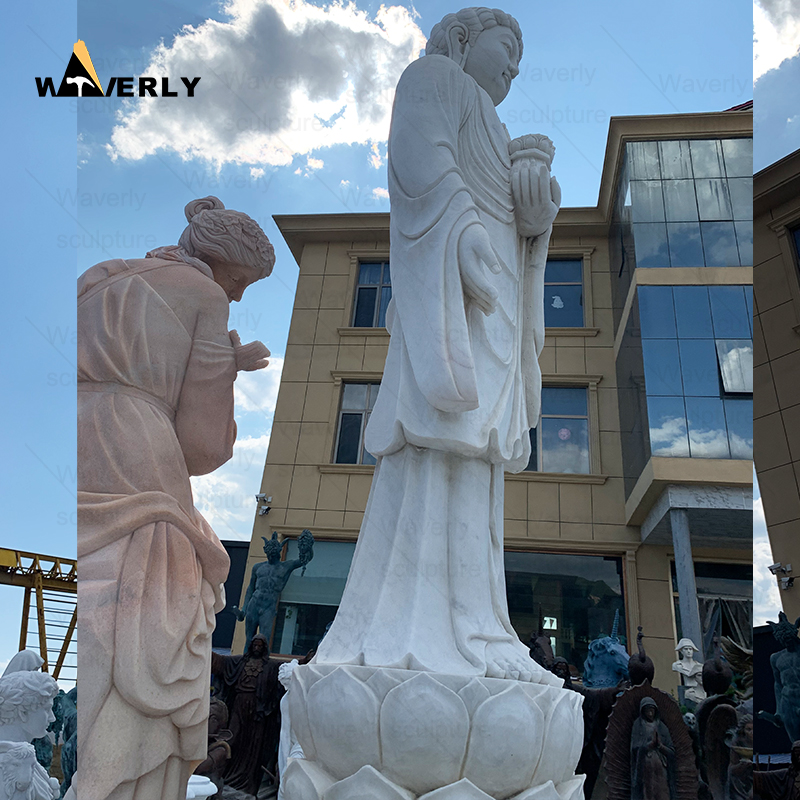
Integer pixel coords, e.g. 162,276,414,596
0,670,60,799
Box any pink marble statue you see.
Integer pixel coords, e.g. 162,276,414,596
76,196,274,800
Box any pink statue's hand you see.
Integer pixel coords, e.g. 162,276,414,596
230,329,270,372
512,158,561,238
458,226,500,316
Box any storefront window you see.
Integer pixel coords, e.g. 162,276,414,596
272,540,356,656
504,551,626,678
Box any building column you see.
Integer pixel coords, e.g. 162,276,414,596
669,508,703,652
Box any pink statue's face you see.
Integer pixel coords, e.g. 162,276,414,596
463,25,520,106
209,260,260,303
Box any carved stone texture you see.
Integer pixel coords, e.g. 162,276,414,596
77,196,274,800
289,665,583,800
604,684,698,800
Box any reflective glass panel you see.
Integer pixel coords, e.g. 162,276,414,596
628,141,661,179
667,223,705,267
727,178,752,221
721,138,753,177
709,286,750,338
735,222,753,267
679,339,721,396
642,340,683,395
353,286,377,327
690,140,725,178
695,179,733,221
685,397,730,458
663,180,699,221
541,417,590,473
525,428,538,471
542,387,588,417
378,286,392,327
716,340,753,393
724,398,753,459
647,396,689,457
504,552,625,677
546,260,583,283
359,262,382,284
367,384,380,409
674,286,713,338
638,286,677,338
744,286,753,334
342,383,368,409
630,181,665,222
701,222,740,266
659,141,693,179
335,413,362,463
633,223,670,267
544,285,583,327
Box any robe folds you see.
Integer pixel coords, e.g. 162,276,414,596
77,252,233,800
316,55,559,685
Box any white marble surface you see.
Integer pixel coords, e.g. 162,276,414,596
672,638,706,703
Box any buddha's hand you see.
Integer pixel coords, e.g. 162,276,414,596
510,156,561,238
230,329,270,371
458,225,500,316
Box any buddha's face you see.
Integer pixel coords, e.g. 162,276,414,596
463,25,520,106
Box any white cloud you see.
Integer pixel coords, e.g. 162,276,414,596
234,355,283,416
372,186,389,200
754,495,783,626
755,0,800,81
107,0,425,167
368,142,385,169
250,166,265,179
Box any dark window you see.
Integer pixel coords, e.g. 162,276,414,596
544,259,583,327
352,262,391,327
334,383,379,465
525,387,590,473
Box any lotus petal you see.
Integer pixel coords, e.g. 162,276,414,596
307,667,381,780
381,672,470,795
289,667,317,761
366,668,402,703
458,679,491,717
532,691,583,785
555,777,585,800
281,758,335,800
418,778,494,799
511,781,560,800
324,765,415,800
463,684,543,799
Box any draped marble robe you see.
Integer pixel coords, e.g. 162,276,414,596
77,250,233,800
316,54,557,683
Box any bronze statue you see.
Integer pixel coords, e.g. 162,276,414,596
604,684,698,800
233,530,314,652
211,634,284,796
760,613,800,745
629,626,655,687
194,698,233,800
528,610,555,670
754,740,800,800
702,637,733,697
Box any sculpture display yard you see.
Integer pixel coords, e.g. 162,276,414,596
77,196,275,800
284,8,584,800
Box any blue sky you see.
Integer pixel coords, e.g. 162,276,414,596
5,0,752,673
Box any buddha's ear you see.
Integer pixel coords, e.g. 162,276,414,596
446,22,470,68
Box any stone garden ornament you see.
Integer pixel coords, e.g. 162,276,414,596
77,196,274,800
672,638,706,704
285,8,585,799
0,670,60,799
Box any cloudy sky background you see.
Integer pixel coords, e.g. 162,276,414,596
7,0,751,672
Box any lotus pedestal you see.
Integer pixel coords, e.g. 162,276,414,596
283,664,584,800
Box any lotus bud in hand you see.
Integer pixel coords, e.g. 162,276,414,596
509,134,561,238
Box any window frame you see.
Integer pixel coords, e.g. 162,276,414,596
332,380,381,466
350,259,392,329
545,247,596,331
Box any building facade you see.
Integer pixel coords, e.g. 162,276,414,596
233,109,754,694
754,148,800,621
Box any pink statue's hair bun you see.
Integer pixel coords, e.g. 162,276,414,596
184,196,226,223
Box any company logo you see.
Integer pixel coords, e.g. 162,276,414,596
36,40,200,98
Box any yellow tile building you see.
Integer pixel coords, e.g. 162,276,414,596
234,109,753,695
754,148,800,620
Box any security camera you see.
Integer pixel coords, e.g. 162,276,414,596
255,493,268,503
781,576,795,590
258,506,271,516
769,563,783,575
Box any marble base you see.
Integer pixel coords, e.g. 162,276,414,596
284,665,584,800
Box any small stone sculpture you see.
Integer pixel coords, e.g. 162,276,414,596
211,634,284,796
672,638,705,704
604,684,698,800
583,610,630,688
629,627,655,687
0,670,60,799
2,650,44,677
754,740,800,799
759,612,800,744
77,196,274,800
233,530,314,653
193,698,232,800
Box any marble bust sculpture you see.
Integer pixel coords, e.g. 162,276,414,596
77,196,274,800
672,638,705,703
0,670,60,799
315,6,561,683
